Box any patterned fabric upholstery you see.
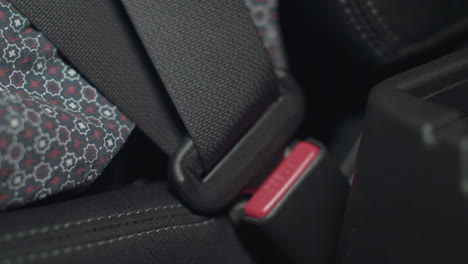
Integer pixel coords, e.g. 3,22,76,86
0,0,134,209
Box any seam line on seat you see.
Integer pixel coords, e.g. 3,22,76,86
38,212,193,243
0,204,183,242
2,219,215,264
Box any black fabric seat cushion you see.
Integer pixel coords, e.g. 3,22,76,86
0,183,254,264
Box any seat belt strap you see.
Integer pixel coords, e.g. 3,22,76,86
121,0,279,170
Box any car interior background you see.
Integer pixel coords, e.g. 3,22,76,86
1,0,468,263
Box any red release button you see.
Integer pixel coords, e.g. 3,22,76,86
244,141,320,218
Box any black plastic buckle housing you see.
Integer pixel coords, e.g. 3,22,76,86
170,73,305,214
231,140,349,264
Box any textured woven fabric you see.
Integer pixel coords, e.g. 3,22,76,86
245,0,289,69
0,0,134,210
121,0,279,170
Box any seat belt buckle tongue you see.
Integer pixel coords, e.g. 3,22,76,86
232,140,349,264
170,76,305,215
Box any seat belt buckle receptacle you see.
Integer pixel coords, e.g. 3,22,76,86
232,140,349,264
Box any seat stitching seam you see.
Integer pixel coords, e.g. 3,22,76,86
0,204,183,242
2,219,215,264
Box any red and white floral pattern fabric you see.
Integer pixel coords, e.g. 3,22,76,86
0,0,134,209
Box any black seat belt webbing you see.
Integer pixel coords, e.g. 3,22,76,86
120,0,279,170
